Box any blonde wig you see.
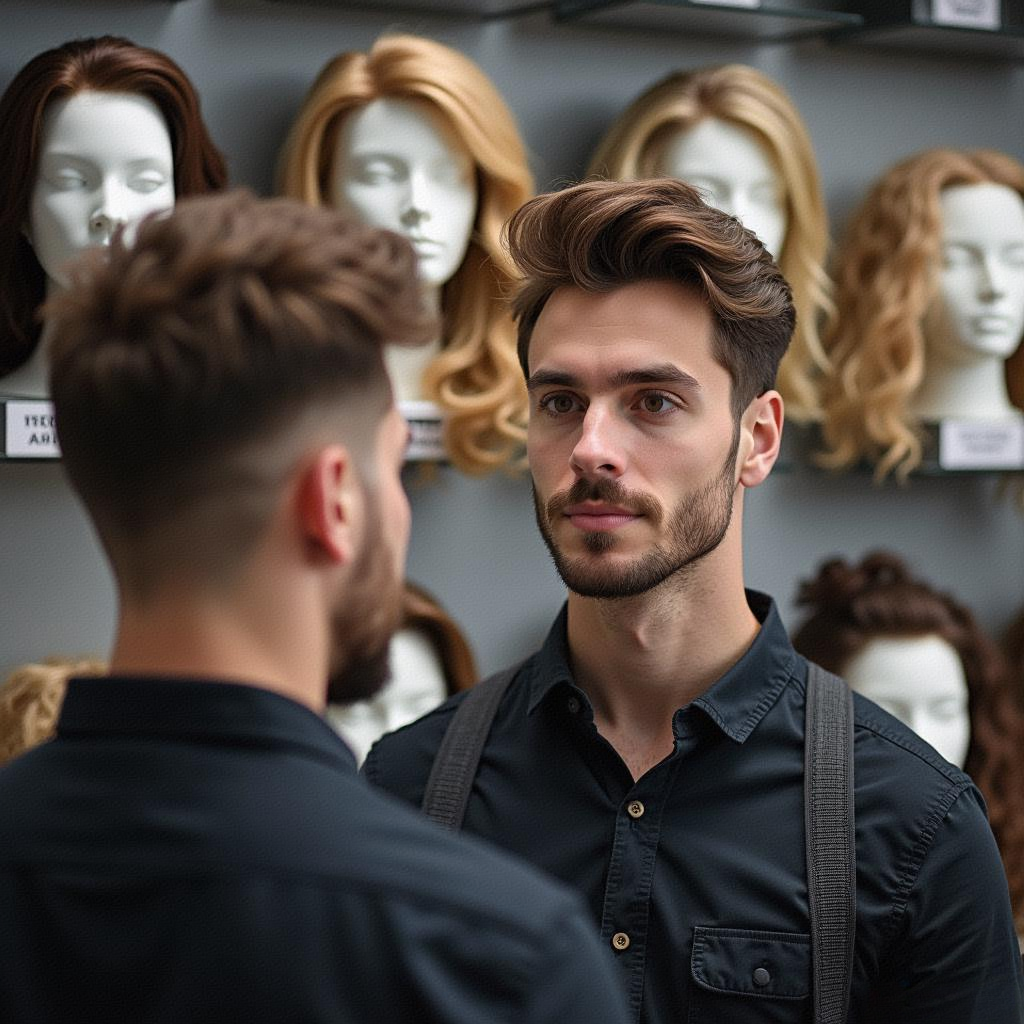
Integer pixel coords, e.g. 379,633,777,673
278,34,534,475
0,657,106,765
822,148,1024,481
587,64,833,422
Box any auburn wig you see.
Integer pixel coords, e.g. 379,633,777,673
0,35,227,377
793,551,1024,931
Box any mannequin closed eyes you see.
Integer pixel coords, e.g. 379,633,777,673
656,116,786,260
913,182,1024,422
4,91,175,397
842,634,970,767
331,97,478,404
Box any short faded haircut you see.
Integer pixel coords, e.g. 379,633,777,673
48,189,432,590
505,177,796,418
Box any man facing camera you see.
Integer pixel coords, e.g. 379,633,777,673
0,191,629,1024
365,179,1024,1021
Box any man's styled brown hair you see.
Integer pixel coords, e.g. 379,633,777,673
505,177,795,417
47,189,432,589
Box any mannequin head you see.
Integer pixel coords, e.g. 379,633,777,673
0,35,227,379
327,581,478,763
842,634,969,766
587,64,833,421
793,551,1024,926
28,91,175,292
278,34,534,474
822,149,1024,480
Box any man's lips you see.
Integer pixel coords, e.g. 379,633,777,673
562,504,640,531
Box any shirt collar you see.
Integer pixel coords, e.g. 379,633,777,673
57,675,358,771
526,590,798,744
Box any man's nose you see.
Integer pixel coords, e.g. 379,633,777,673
569,404,625,479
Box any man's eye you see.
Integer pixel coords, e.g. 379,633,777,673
539,393,580,415
638,394,675,415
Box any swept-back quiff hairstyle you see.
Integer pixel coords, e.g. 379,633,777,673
277,33,534,474
793,551,1024,932
821,148,1024,481
47,190,433,587
0,35,227,377
506,177,795,417
587,64,833,422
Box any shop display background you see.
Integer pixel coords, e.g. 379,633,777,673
2,0,1023,679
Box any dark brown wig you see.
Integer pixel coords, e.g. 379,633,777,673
402,581,478,695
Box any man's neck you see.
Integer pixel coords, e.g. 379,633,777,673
566,547,759,780
109,582,328,713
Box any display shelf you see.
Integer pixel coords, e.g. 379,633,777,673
777,420,1024,477
833,1,1024,61
552,1,862,41
262,0,555,18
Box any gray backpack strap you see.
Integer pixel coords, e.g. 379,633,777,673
804,661,857,1024
421,664,520,831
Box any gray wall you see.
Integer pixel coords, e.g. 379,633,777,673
2,0,1023,677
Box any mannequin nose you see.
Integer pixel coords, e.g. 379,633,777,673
400,205,428,229
977,257,1008,302
89,188,129,241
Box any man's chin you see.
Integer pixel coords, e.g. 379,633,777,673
326,646,393,705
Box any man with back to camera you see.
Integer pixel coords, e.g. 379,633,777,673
364,178,1024,1021
0,190,631,1024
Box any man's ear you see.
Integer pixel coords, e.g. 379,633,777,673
295,444,361,566
737,390,784,489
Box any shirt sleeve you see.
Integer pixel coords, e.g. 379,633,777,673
881,785,1024,1021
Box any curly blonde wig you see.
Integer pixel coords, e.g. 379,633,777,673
0,657,106,765
587,64,833,422
277,34,534,475
821,148,1024,481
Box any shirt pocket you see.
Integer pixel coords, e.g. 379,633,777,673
687,926,811,1024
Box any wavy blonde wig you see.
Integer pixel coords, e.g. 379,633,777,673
278,34,534,475
0,657,106,765
822,148,1024,481
587,64,833,422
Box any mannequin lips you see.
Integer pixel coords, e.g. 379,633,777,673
563,503,640,531
971,314,1015,333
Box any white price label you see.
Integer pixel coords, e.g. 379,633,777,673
400,400,446,463
5,400,60,458
938,418,1024,470
931,0,1000,30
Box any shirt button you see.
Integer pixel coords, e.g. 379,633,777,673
627,800,645,819
753,967,771,987
611,932,630,951
567,696,581,714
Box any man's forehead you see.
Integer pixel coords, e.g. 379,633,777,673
528,280,716,380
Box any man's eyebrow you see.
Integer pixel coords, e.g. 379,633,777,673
526,369,579,392
608,364,702,391
526,364,701,393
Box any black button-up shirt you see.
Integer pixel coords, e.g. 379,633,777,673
366,592,1024,1023
0,676,629,1024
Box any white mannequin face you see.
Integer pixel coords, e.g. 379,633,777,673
843,634,970,767
27,91,176,291
327,628,449,765
923,183,1024,363
331,97,478,290
657,116,787,259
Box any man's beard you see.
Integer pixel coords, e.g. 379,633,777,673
326,495,404,705
533,437,738,600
